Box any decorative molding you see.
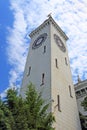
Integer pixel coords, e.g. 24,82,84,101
29,16,68,41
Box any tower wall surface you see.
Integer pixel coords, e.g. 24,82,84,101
21,16,81,130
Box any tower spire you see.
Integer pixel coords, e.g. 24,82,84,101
77,75,81,83
47,13,52,18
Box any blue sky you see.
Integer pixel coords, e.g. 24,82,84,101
0,0,14,92
0,0,87,98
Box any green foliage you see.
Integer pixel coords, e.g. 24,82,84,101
0,83,55,130
80,97,87,129
79,113,87,130
81,97,87,111
25,83,55,130
0,98,14,130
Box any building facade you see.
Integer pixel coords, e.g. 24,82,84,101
75,79,87,129
21,15,81,130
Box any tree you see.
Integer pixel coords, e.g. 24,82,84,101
0,83,55,130
80,97,87,130
25,83,55,130
79,113,87,130
81,97,87,111
6,88,28,130
0,97,14,130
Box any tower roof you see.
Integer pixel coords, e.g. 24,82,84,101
29,15,68,41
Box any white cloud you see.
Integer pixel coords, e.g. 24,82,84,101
6,0,87,90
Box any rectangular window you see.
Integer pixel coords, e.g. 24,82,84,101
41,73,45,85
57,95,61,111
76,91,81,96
86,88,87,93
44,46,46,53
55,58,58,68
81,89,86,94
27,66,31,76
65,57,68,65
69,85,73,98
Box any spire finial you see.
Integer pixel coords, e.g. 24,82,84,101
47,13,52,18
77,75,81,83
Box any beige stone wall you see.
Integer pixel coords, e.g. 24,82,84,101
50,22,81,130
20,23,52,105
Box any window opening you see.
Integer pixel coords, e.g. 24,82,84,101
57,95,61,111
27,66,31,76
41,73,45,85
44,46,46,53
81,89,86,94
69,85,73,98
65,57,68,65
55,58,58,68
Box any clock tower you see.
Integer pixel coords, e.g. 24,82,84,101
21,15,81,130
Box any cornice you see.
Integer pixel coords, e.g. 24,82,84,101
75,79,87,90
29,16,68,41
49,16,68,40
29,19,49,37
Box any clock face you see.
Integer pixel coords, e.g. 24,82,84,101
54,34,66,52
32,33,47,49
